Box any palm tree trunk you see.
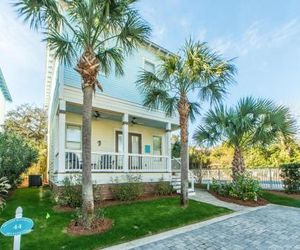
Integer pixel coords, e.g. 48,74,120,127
179,95,189,207
76,49,100,228
231,147,245,180
82,85,94,227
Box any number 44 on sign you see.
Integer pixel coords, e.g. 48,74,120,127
0,207,34,250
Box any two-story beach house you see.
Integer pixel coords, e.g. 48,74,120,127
0,67,12,132
45,40,194,199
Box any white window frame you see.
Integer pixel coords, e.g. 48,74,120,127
143,59,156,74
66,124,82,150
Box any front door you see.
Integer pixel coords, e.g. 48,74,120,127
116,132,142,169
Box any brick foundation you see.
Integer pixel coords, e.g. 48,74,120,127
50,182,161,201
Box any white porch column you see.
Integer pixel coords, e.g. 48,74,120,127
122,113,129,172
166,122,172,172
58,100,66,173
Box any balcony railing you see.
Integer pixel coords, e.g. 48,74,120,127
65,150,168,172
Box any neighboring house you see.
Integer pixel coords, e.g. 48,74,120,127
45,41,194,199
0,68,12,131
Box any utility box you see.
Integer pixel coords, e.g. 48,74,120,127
28,175,42,187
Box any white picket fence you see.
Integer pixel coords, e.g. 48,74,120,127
193,168,284,190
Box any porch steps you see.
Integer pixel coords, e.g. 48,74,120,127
171,175,196,196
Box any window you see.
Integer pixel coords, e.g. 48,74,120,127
144,60,155,73
153,136,162,155
66,125,81,149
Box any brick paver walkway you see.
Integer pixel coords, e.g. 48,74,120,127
121,205,300,250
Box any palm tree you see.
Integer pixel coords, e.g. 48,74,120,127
136,40,236,206
15,0,150,226
193,97,296,179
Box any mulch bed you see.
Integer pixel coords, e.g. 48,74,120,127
53,193,179,212
209,191,269,207
267,190,300,200
96,193,179,208
67,218,113,236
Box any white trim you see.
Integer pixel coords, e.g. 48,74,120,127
63,86,179,127
65,123,82,150
143,58,156,73
58,100,66,172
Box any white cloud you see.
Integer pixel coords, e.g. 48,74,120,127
210,19,300,57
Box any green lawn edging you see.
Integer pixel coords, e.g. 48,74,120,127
262,191,300,208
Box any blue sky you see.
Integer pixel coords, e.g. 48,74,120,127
1,0,300,133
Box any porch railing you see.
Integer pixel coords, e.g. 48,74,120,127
65,150,123,172
65,150,168,172
128,153,168,172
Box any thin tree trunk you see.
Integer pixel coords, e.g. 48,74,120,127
179,95,189,207
231,147,245,180
76,49,100,227
81,85,94,227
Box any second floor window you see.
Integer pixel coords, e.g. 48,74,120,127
144,60,155,74
66,125,81,150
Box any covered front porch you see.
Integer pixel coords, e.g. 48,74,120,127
52,97,179,179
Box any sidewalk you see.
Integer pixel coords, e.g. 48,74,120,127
190,189,247,211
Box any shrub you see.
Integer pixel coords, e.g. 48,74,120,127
54,176,82,208
42,188,53,200
0,132,38,186
111,175,144,201
211,172,262,201
154,178,173,196
280,163,300,193
0,177,11,210
211,179,231,197
229,172,262,201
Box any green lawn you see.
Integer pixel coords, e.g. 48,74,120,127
262,191,300,208
0,188,231,250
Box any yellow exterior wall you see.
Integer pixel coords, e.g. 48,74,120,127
65,112,166,155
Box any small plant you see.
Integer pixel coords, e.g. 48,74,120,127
111,175,144,201
55,176,82,208
0,177,11,210
211,172,262,201
280,163,300,193
155,178,173,196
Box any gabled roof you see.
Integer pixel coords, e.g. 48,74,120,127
0,68,12,102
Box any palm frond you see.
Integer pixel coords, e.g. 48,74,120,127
189,102,201,122
96,47,124,76
194,96,296,150
117,9,151,52
14,0,62,30
142,87,170,111
44,29,77,66
136,71,165,93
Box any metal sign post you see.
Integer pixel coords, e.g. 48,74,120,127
0,206,34,250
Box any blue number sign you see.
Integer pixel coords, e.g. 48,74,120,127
0,217,33,237
0,207,34,250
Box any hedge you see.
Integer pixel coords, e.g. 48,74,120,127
280,163,300,193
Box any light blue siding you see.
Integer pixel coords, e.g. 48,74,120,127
63,47,161,105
